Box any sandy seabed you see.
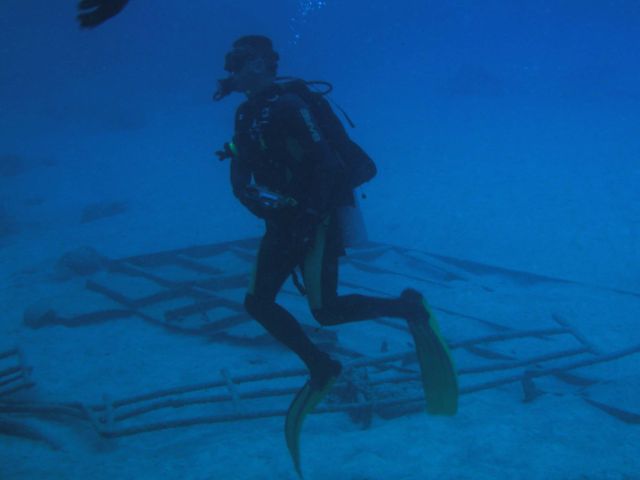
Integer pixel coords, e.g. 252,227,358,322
2,103,639,479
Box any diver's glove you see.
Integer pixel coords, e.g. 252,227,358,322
215,142,237,162
77,0,129,28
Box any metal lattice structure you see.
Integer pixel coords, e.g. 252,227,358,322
2,238,640,442
0,348,33,398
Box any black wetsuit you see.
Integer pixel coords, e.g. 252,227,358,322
230,84,409,383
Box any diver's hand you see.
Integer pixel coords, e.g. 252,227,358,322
77,0,130,28
240,187,286,220
215,142,236,162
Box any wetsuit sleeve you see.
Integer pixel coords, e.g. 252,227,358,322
230,152,270,219
229,103,264,218
230,150,250,201
278,94,344,218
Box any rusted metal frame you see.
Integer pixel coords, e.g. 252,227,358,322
433,305,513,331
85,279,137,308
526,342,640,379
0,374,34,397
100,407,287,438
116,238,640,300
173,254,225,275
0,348,19,361
97,367,309,411
382,243,572,287
0,326,580,425
163,297,244,321
0,401,86,419
3,344,637,439
343,326,576,372
384,242,640,300
89,329,589,427
107,260,206,290
368,343,640,415
315,343,640,417
114,385,298,422
106,261,248,314
93,326,575,413
0,382,35,397
68,309,134,325
345,245,467,283
121,238,260,267
91,261,345,347
551,313,599,354
87,277,239,314
89,340,623,438
462,346,593,375
0,415,63,450
451,327,571,349
87,274,248,335
338,279,513,332
87,277,340,346
364,347,591,390
0,372,25,390
132,287,195,308
114,255,249,297
345,259,454,289
0,365,22,379
0,348,33,397
188,273,250,293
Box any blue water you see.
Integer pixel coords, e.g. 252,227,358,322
1,1,639,479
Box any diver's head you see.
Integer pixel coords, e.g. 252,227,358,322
225,35,279,75
214,35,279,100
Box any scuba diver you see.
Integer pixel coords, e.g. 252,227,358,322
215,35,458,476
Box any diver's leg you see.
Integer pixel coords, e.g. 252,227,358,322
303,219,458,413
244,227,339,384
303,216,412,326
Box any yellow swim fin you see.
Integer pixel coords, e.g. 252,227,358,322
403,289,459,415
285,372,339,478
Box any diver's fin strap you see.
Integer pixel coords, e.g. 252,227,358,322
409,300,459,415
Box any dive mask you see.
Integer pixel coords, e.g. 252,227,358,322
224,47,255,73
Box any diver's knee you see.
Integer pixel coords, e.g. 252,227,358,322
311,307,333,326
244,293,263,317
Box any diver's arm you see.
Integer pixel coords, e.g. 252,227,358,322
230,103,262,217
230,154,250,201
230,103,272,219
230,149,279,219
230,154,260,217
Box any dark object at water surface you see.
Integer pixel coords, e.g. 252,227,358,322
77,0,130,28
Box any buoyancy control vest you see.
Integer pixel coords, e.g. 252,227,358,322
274,79,377,190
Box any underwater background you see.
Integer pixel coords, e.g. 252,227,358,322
1,1,639,479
